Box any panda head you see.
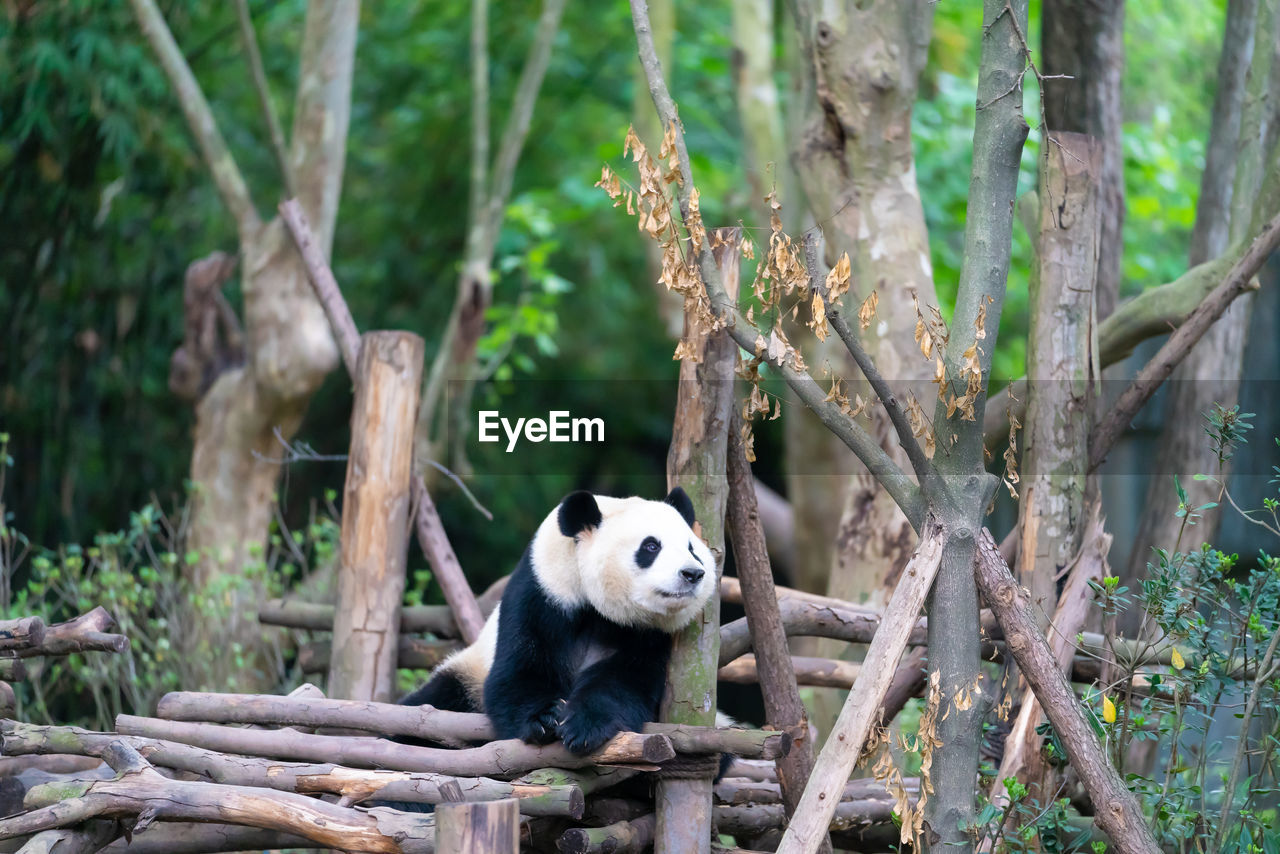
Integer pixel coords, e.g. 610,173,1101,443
545,488,716,632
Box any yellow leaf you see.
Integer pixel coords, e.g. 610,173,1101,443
1102,695,1117,724
1171,647,1185,670
858,290,879,331
824,252,851,302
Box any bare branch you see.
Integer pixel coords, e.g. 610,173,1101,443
1089,209,1280,470
234,0,296,199
128,0,259,235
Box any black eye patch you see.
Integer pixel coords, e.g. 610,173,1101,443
688,541,704,566
635,536,662,568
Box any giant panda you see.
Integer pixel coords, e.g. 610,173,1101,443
400,487,717,755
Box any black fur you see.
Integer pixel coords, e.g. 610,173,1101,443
663,486,695,527
558,490,604,538
484,545,672,754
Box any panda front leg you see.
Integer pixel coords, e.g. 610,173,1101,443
485,650,570,745
558,645,670,755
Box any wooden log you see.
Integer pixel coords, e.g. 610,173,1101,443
657,225,740,854
301,636,461,673
718,655,859,690
0,681,13,717
260,598,458,635
155,692,786,758
774,518,946,854
721,759,776,783
0,662,25,683
12,821,116,854
331,330,425,703
115,715,675,775
279,198,487,646
0,619,44,653
714,798,896,835
7,609,128,659
0,721,582,818
557,813,655,854
3,740,436,853
435,798,519,854
713,777,912,807
718,600,891,666
97,823,313,854
974,526,1161,853
725,415,822,847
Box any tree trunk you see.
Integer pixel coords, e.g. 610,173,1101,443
1126,0,1269,615
1042,0,1125,320
786,0,939,740
130,0,357,691
656,229,740,854
1017,134,1102,634
329,332,425,702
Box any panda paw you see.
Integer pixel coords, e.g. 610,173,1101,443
557,704,629,756
512,699,566,746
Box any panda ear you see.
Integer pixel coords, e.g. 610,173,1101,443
558,491,603,538
664,487,696,527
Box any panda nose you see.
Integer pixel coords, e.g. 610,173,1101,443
680,567,705,585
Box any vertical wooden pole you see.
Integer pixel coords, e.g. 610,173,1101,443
329,331,425,702
435,798,519,854
657,227,740,854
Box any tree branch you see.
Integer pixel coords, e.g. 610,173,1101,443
630,2,922,528
1088,209,1280,470
234,0,295,199
973,528,1160,853
128,0,260,236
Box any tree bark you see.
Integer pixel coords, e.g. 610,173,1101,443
1127,0,1269,609
129,0,354,691
656,228,739,854
1017,133,1101,639
435,799,519,854
1042,0,1125,319
786,0,939,739
329,332,424,702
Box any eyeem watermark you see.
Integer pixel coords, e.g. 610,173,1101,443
478,410,605,453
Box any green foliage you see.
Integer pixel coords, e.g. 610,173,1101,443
0,465,342,728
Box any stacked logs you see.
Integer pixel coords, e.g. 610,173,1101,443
0,689,908,853
0,609,130,716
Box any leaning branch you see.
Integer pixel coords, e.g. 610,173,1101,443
973,528,1160,853
1088,209,1280,470
628,0,924,528
127,0,260,235
278,199,487,644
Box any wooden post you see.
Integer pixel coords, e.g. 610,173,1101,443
435,798,519,854
329,331,425,702
1017,131,1101,634
657,227,740,854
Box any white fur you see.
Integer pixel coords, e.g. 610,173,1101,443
531,495,716,633
434,602,500,708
